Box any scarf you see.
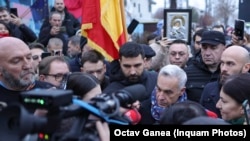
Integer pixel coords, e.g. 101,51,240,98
0,33,9,38
151,87,187,121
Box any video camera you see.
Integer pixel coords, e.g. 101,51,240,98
0,84,146,141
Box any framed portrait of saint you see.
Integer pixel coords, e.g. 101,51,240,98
163,9,192,45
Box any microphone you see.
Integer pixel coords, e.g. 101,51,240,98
124,109,141,125
114,84,147,108
206,109,218,118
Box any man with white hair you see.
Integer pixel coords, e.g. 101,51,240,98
139,64,188,124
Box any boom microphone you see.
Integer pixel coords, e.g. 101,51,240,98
114,84,147,108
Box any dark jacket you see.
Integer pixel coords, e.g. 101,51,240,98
199,80,221,118
37,25,69,56
101,75,110,91
9,22,37,44
138,98,156,124
184,52,220,102
68,53,82,72
40,7,80,37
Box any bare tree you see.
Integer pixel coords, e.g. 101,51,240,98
213,0,237,26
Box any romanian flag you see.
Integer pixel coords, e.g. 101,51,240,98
81,0,128,61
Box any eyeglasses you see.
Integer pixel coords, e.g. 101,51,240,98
51,49,62,56
44,73,68,81
58,72,71,89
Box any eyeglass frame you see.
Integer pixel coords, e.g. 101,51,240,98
51,49,63,56
43,73,69,82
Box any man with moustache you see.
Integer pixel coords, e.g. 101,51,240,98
0,37,54,106
40,0,80,37
103,42,158,103
200,45,250,117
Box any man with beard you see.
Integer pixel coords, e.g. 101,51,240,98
103,42,158,103
0,37,54,106
200,45,250,117
40,0,80,38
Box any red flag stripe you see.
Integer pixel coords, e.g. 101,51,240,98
81,0,127,61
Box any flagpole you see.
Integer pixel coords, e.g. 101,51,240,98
120,0,128,42
21,0,38,18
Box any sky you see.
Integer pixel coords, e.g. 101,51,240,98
188,0,206,10
152,0,205,13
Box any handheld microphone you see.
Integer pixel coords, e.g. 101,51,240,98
124,109,141,125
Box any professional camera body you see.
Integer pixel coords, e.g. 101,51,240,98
0,84,146,141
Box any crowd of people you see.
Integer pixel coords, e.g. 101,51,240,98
0,0,250,140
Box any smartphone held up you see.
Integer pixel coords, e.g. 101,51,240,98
234,19,245,40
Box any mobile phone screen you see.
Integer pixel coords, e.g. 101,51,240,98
127,19,139,34
234,19,245,40
10,8,18,17
41,52,51,59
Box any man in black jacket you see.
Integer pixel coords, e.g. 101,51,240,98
200,45,250,117
103,42,158,102
0,6,37,44
38,11,69,56
40,0,80,38
184,30,226,103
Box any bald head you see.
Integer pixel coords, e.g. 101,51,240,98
0,37,34,91
0,37,30,60
222,46,250,63
0,36,26,47
220,45,250,84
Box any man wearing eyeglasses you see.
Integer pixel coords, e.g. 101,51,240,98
168,39,190,69
38,56,70,89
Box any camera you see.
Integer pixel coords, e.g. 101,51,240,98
0,84,146,141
